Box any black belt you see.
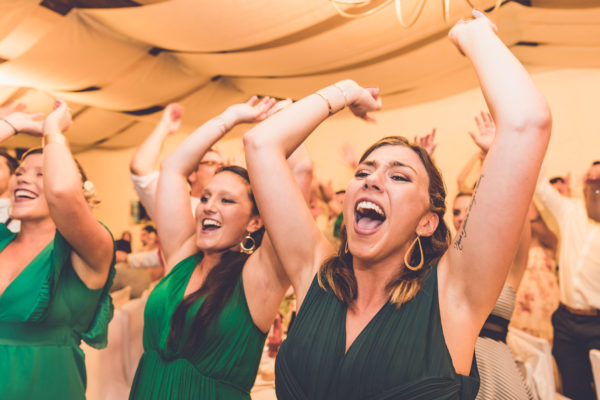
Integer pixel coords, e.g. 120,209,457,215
559,303,599,317
479,314,509,343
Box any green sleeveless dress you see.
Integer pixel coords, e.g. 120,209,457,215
129,252,267,399
275,264,480,399
0,223,116,399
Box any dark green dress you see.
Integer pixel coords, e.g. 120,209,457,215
129,252,267,399
275,264,480,399
0,223,115,399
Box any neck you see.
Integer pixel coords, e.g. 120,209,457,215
351,254,405,311
198,250,224,274
16,217,56,242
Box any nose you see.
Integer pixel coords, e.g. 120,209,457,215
202,196,218,214
16,170,33,184
363,170,383,192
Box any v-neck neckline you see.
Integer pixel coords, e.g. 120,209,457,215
342,300,389,357
0,233,54,300
180,251,204,300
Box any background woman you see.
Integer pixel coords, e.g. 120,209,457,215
129,97,312,399
0,100,115,399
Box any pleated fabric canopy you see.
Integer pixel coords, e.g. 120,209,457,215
0,0,598,150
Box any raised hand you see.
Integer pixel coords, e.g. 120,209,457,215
414,128,437,156
468,111,495,153
159,103,184,133
43,99,72,134
0,102,27,119
265,98,293,118
226,96,278,126
448,10,498,56
341,142,359,170
348,86,382,122
3,111,44,136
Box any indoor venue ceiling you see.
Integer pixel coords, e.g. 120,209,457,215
0,0,598,151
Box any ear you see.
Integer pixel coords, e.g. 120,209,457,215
417,211,439,238
246,215,263,234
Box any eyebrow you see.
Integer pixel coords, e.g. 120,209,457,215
202,189,239,198
360,160,417,174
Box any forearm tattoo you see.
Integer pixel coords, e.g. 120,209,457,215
453,175,483,252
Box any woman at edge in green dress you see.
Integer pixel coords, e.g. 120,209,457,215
243,12,552,399
0,100,115,399
129,97,312,399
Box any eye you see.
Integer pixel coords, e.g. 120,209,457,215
200,195,209,203
453,209,460,216
221,198,235,204
355,170,369,178
391,175,409,182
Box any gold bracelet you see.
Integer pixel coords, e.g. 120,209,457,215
332,84,348,110
315,92,333,116
42,132,67,147
2,119,17,135
214,116,229,135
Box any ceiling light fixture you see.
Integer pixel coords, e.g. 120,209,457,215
330,0,502,28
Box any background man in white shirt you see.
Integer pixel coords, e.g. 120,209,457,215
536,160,600,400
129,103,224,220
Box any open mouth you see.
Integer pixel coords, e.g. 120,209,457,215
201,218,222,231
355,200,386,231
14,188,38,201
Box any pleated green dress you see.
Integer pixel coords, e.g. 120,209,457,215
275,264,480,399
129,252,267,399
0,223,115,399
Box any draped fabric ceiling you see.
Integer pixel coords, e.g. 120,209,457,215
0,0,598,151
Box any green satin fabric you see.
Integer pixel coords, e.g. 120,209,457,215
275,264,480,400
129,252,267,400
0,223,115,399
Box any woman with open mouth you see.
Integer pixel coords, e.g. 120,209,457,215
0,100,115,399
129,96,311,399
243,11,551,400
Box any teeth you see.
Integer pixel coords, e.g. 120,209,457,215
356,201,385,217
14,189,37,199
202,218,221,228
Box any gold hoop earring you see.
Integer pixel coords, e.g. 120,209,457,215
240,234,256,255
344,240,350,255
404,234,423,271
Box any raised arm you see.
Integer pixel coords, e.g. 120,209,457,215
243,81,381,304
414,128,437,157
43,100,114,289
156,96,276,270
506,219,531,292
129,104,183,219
440,11,551,326
0,110,44,143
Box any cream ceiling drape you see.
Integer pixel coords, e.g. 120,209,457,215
0,0,597,150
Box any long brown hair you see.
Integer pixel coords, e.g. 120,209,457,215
165,165,263,356
318,136,450,308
